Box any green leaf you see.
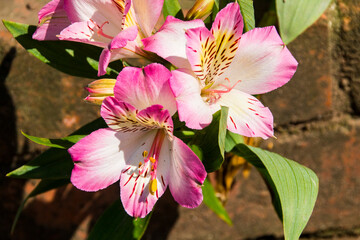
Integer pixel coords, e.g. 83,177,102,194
7,148,73,179
237,0,255,32
211,0,220,21
7,118,107,179
232,144,319,240
202,179,232,225
11,179,69,233
224,130,244,152
88,200,152,240
2,20,120,78
21,118,107,149
163,0,184,19
276,0,332,44
192,106,228,172
21,131,85,149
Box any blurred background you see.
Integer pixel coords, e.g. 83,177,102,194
0,0,359,239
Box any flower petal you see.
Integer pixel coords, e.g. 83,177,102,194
64,0,124,33
58,21,109,47
131,0,164,38
218,89,274,139
69,128,143,191
142,16,205,69
98,26,138,76
170,69,218,129
168,137,206,208
222,26,298,95
101,97,145,132
33,0,71,40
114,63,177,115
120,130,170,218
208,3,243,82
185,27,215,84
137,105,174,137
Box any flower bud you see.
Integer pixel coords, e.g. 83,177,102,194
185,0,215,20
84,79,116,105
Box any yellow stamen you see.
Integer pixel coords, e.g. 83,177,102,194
142,150,148,158
138,162,142,167
149,179,157,195
149,157,156,163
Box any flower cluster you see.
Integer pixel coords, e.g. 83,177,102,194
35,0,297,217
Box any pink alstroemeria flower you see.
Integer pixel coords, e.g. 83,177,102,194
143,3,298,139
33,0,164,76
68,63,207,218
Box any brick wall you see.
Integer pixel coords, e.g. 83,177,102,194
0,0,359,239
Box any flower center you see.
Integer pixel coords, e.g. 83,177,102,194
137,130,166,195
201,78,241,104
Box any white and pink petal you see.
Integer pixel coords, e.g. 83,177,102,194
120,130,170,218
97,26,138,76
33,0,71,40
101,97,145,132
131,0,164,38
185,27,215,84
217,89,274,139
136,105,174,136
58,21,110,47
168,137,206,208
170,69,218,129
142,16,205,69
222,26,298,95
63,0,124,33
114,63,177,114
69,128,139,191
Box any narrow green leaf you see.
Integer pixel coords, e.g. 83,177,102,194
7,118,107,179
20,118,107,149
21,131,85,149
276,0,331,44
232,144,319,240
7,148,73,179
238,0,255,32
218,106,229,158
202,179,232,225
163,0,184,19
11,179,69,233
88,200,152,240
192,106,228,172
2,20,120,78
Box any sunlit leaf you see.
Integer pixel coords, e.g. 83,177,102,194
276,0,331,44
231,144,319,240
163,0,184,19
88,200,152,240
225,130,244,152
2,20,120,78
237,0,255,32
202,179,232,225
21,131,85,149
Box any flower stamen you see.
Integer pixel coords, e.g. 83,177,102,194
202,78,241,104
88,19,113,39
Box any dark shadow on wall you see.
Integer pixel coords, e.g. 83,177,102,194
0,46,24,240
